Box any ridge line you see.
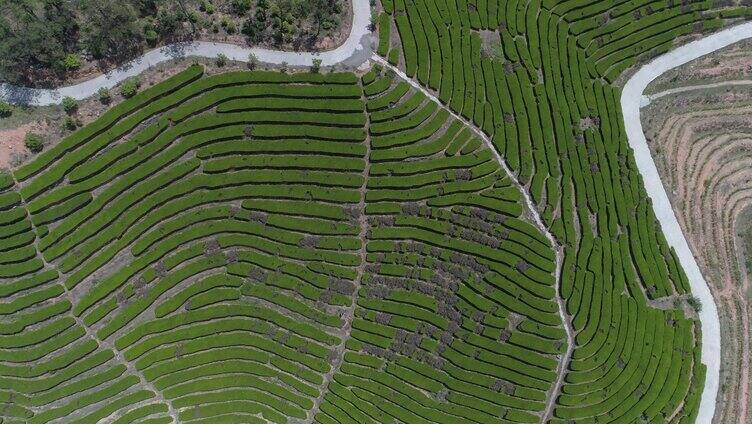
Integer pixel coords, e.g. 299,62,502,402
372,54,575,423
14,185,181,423
303,80,373,423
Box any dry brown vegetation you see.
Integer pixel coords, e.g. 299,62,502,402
643,63,752,423
647,38,752,95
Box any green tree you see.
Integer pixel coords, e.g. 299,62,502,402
81,0,143,61
0,0,78,84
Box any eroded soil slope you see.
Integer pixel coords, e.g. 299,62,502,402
643,53,752,423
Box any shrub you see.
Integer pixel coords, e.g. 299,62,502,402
0,101,11,118
62,54,82,71
280,61,288,73
120,77,140,98
62,96,77,114
687,295,702,313
222,18,237,34
247,53,258,70
311,58,322,73
200,0,215,14
232,0,252,14
98,87,112,104
64,116,78,131
216,53,228,67
145,29,158,47
24,133,44,153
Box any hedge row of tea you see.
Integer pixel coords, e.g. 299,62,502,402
0,0,738,419
1,59,562,422
0,67,368,423
313,70,564,423
375,0,731,421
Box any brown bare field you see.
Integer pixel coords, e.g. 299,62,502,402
643,86,752,424
647,39,752,95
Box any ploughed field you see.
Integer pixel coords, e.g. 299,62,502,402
1,0,748,422
643,59,752,423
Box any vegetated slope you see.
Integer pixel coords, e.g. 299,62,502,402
371,0,752,422
314,68,565,423
0,1,744,423
643,85,752,424
0,63,562,423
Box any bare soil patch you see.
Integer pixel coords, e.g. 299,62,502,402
0,122,48,171
642,85,752,424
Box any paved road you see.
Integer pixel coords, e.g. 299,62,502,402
646,79,752,105
0,0,373,106
622,21,752,424
1,1,741,419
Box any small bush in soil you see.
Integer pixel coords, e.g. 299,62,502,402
311,58,322,73
248,53,258,70
687,295,702,313
62,53,82,71
232,0,252,14
24,133,44,153
62,96,77,114
98,87,112,104
120,77,140,98
64,116,78,131
0,101,11,118
216,53,228,67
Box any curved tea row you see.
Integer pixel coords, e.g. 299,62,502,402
371,0,743,421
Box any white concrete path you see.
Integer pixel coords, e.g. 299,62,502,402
0,0,373,106
646,79,752,105
623,21,752,424
1,1,742,418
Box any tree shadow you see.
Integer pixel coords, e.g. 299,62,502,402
0,84,43,106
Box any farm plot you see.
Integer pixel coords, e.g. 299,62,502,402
0,62,566,423
642,83,752,424
372,0,747,421
0,0,746,421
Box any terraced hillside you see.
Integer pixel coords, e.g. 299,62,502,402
643,70,752,423
0,64,563,423
0,0,748,423
373,0,752,421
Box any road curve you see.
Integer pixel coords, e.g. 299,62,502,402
646,79,752,105
0,0,373,106
622,21,752,424
1,1,743,418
